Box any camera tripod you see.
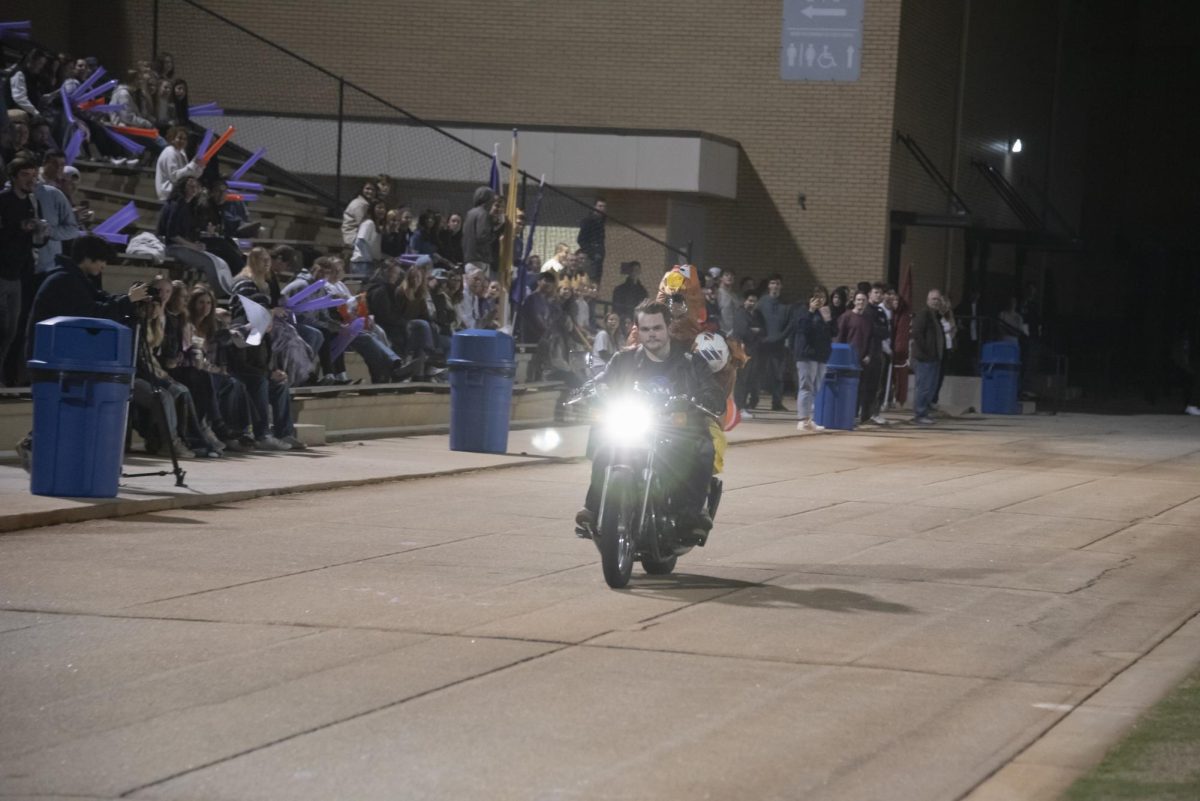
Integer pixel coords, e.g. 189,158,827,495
120,319,187,488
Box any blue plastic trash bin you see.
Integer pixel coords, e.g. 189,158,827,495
980,341,1021,414
27,316,134,497
814,343,861,431
448,330,516,454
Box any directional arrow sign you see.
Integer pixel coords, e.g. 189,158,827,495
781,0,864,82
802,5,847,17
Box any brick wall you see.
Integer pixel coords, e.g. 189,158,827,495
51,0,904,300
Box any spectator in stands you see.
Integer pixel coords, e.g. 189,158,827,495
611,260,647,322
225,288,303,451
152,77,175,131
519,270,557,347
169,79,190,128
576,197,607,282
0,116,31,165
541,242,571,274
26,119,53,160
793,285,834,432
395,261,444,379
340,181,377,246
408,209,441,256
157,175,234,295
194,177,247,273
455,264,488,330
136,280,220,458
375,174,393,204
59,57,88,95
438,212,464,265
160,279,229,454
350,201,386,276
462,186,504,273
752,274,792,411
427,268,458,342
232,247,316,386
306,256,412,384
0,157,42,386
592,311,622,362
187,284,255,450
110,72,158,131
381,209,406,258
153,52,176,80
365,259,407,352
32,153,80,274
155,126,201,201
9,49,47,118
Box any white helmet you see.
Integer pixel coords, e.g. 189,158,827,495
693,331,730,372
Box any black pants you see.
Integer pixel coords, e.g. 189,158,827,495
752,343,787,408
585,426,714,522
858,355,883,422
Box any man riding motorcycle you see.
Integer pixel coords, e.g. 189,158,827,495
575,299,727,542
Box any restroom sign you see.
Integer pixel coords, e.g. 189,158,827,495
781,0,864,82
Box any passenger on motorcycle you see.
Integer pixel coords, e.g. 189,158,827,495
575,299,727,541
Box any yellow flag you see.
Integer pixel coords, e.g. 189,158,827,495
499,129,520,293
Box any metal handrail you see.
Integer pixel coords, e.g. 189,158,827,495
167,0,689,260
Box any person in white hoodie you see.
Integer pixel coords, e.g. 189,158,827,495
155,126,201,201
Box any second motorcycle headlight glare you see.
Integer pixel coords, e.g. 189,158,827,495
601,398,655,446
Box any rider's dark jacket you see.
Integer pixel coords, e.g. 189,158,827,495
595,343,726,425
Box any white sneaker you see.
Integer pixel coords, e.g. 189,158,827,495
740,409,753,420
797,419,810,431
279,435,308,451
255,435,292,451
1186,405,1200,417
810,420,826,432
870,414,889,425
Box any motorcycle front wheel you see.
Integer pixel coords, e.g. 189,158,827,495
598,467,637,588
641,555,678,575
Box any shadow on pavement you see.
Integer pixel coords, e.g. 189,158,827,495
626,573,917,614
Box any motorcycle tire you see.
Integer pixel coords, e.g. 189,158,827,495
641,555,678,575
598,467,637,589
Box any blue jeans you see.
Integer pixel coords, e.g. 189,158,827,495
235,372,294,439
795,360,826,419
913,359,939,419
351,333,403,383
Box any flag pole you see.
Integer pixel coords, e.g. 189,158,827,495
498,129,520,331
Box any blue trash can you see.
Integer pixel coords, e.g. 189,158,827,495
448,330,516,454
27,316,134,497
980,341,1021,414
814,343,861,430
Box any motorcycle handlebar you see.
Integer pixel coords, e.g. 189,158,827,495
566,382,721,422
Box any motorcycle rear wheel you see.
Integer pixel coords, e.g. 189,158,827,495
598,468,637,589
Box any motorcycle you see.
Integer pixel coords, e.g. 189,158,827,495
569,382,723,589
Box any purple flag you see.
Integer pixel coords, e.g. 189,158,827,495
329,317,365,361
488,143,500,194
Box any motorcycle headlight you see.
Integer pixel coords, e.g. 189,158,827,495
602,398,654,446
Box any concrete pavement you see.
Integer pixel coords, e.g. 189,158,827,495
2,411,1200,800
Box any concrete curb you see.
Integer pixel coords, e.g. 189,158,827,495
961,609,1200,801
0,414,865,535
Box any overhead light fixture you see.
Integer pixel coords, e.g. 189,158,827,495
1010,138,1024,154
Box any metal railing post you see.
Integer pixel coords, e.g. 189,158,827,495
335,78,344,207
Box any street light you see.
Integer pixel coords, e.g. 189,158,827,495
1009,138,1024,154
